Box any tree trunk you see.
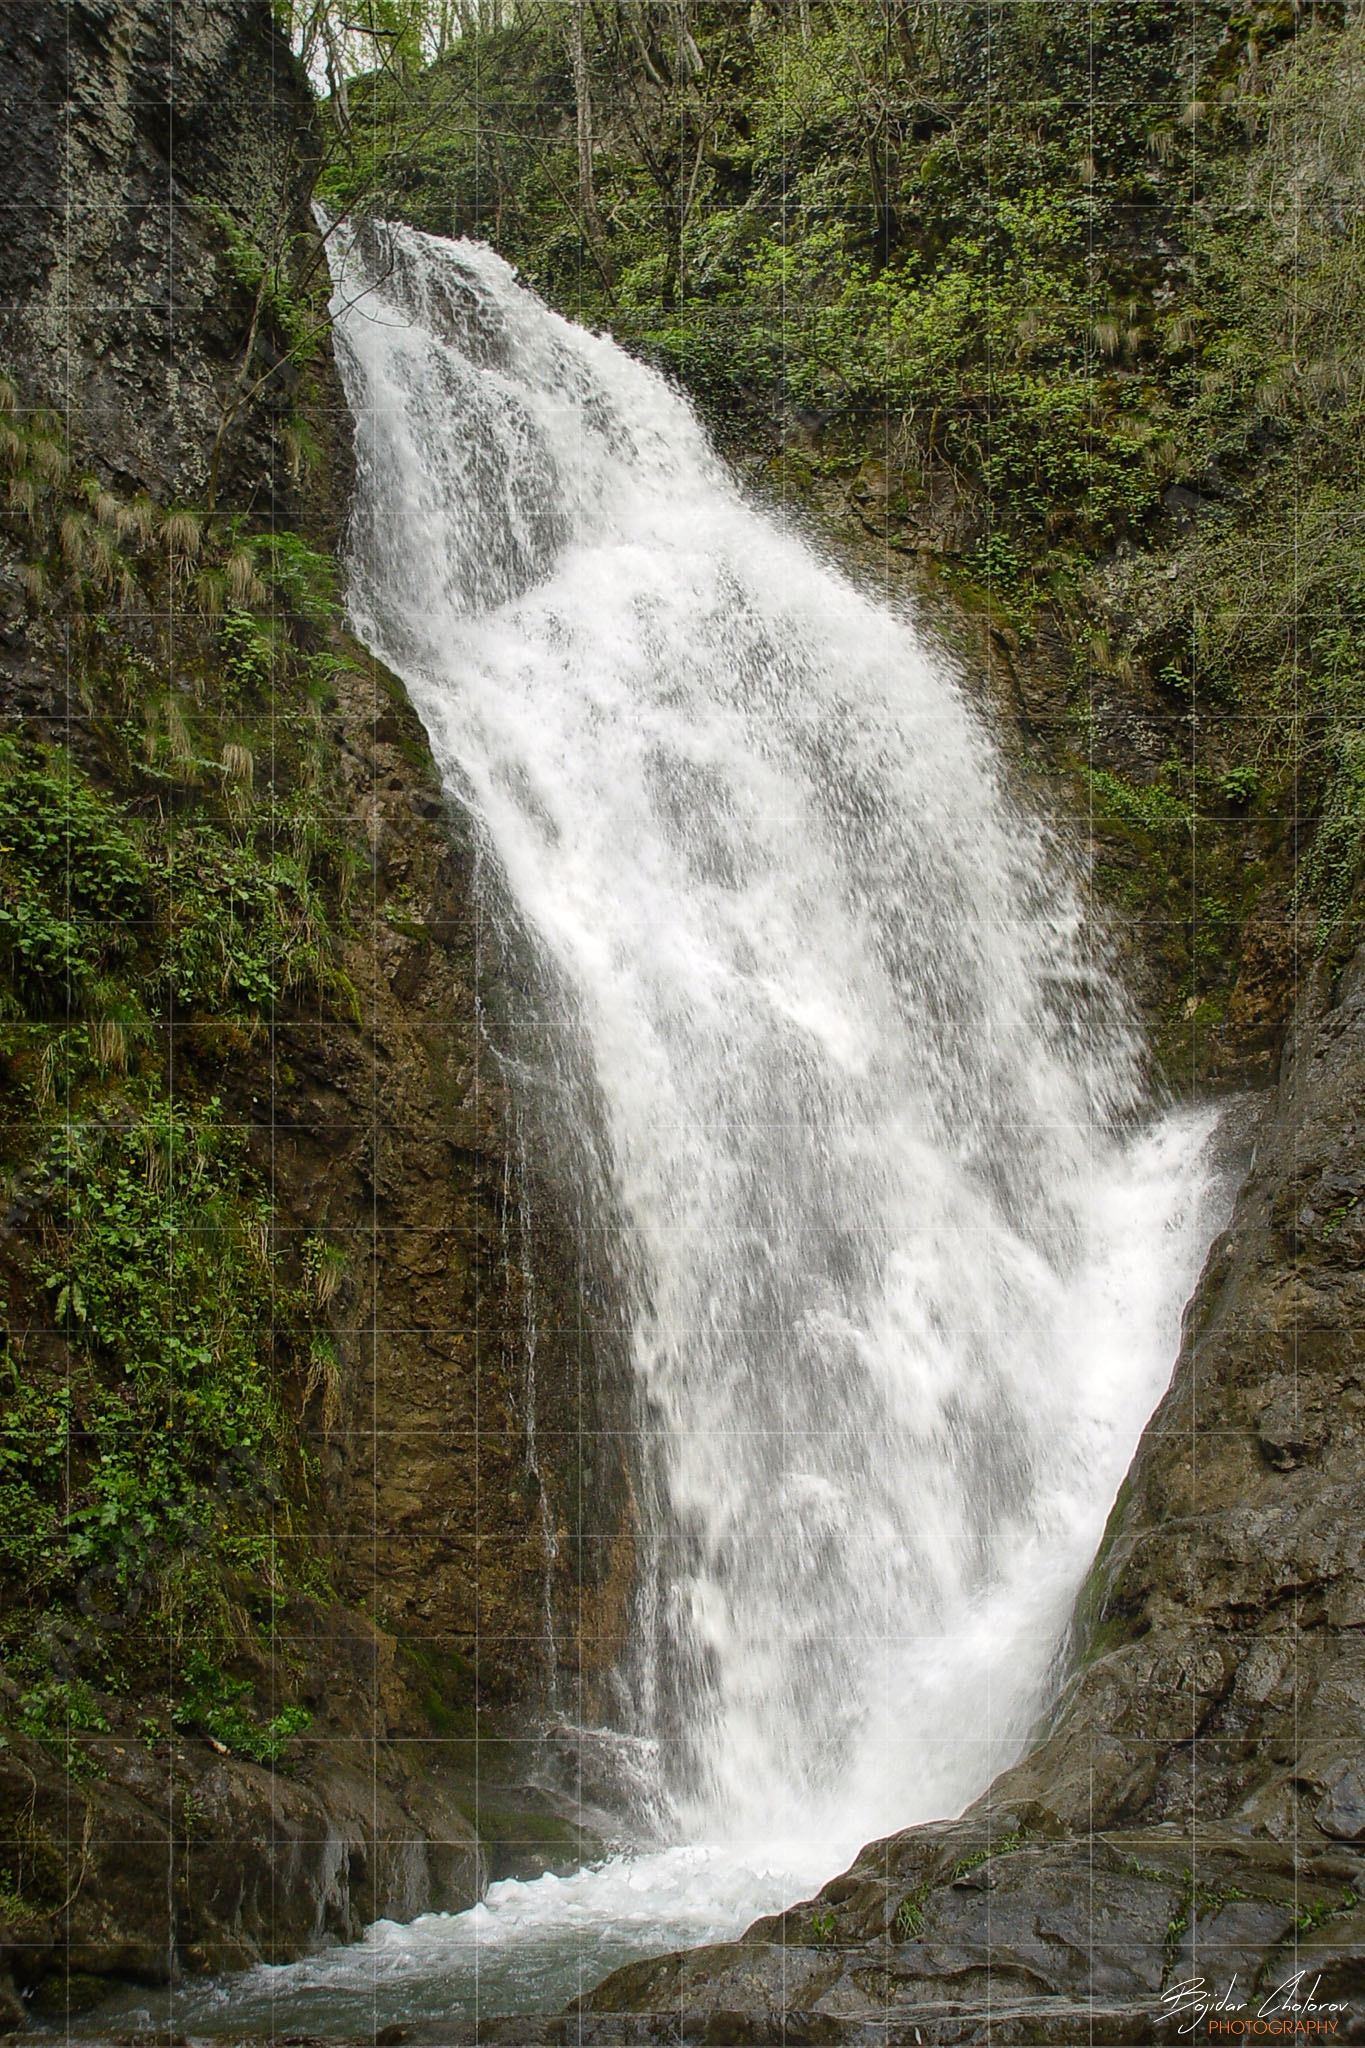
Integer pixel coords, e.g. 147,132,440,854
675,1,703,77
570,2,614,286
321,13,350,133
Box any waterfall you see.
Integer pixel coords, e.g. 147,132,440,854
326,219,1226,1862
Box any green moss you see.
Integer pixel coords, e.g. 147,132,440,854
1088,766,1190,839
0,368,369,1724
1070,1474,1136,1667
399,1636,478,1737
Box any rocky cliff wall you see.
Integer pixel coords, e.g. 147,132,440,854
0,0,323,514
0,2,637,2021
512,947,1365,2043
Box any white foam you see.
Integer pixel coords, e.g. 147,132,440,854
327,224,1229,1852
147,220,1243,2032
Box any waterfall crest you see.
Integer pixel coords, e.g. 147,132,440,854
328,219,1224,1855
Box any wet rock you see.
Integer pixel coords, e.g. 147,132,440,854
509,941,1365,2042
1257,1390,1331,1470
1174,1897,1296,1985
0,1724,485,1994
0,0,639,2004
1316,1762,1365,1843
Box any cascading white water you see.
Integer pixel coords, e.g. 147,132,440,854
108,216,1228,2032
96,216,1227,2039
326,219,1226,1854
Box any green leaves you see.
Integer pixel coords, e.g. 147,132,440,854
16,1101,284,1601
172,1648,312,1764
162,829,333,1015
0,373,362,1722
0,753,149,1016
257,532,339,625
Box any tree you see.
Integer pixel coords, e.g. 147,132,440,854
569,1,614,288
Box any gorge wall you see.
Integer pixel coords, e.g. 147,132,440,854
0,3,1362,2044
0,1,634,2020
521,942,1365,2043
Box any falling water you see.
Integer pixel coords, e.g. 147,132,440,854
109,220,1228,2033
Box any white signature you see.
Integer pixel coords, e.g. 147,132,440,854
1160,1972,1352,2035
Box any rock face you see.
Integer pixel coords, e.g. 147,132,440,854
2,1692,485,1985
257,641,639,1803
0,629,635,1996
0,0,637,2015
0,0,322,514
498,948,1365,2044
1005,949,1365,1851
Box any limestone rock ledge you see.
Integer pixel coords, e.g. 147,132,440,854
0,0,323,515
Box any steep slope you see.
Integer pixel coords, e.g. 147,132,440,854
0,1,634,2019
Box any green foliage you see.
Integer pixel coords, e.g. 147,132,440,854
1106,15,1365,945
0,1070,344,1697
1163,1871,1254,1959
318,1,1267,573
951,1830,1025,1879
220,609,284,690
0,1384,70,1577
0,750,148,1015
0,371,367,1717
889,1831,1028,1942
0,378,361,1049
276,0,443,82
1296,1886,1359,1935
810,1910,836,1943
892,1891,926,1940
0,1099,286,1610
1218,766,1259,807
257,531,340,624
0,736,355,1079
198,201,318,360
1088,767,1189,838
0,1797,68,1920
15,1677,109,1741
172,1648,312,1764
163,828,355,1019
399,1634,477,1735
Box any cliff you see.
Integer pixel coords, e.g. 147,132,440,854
2,3,1363,2041
0,1,634,2022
